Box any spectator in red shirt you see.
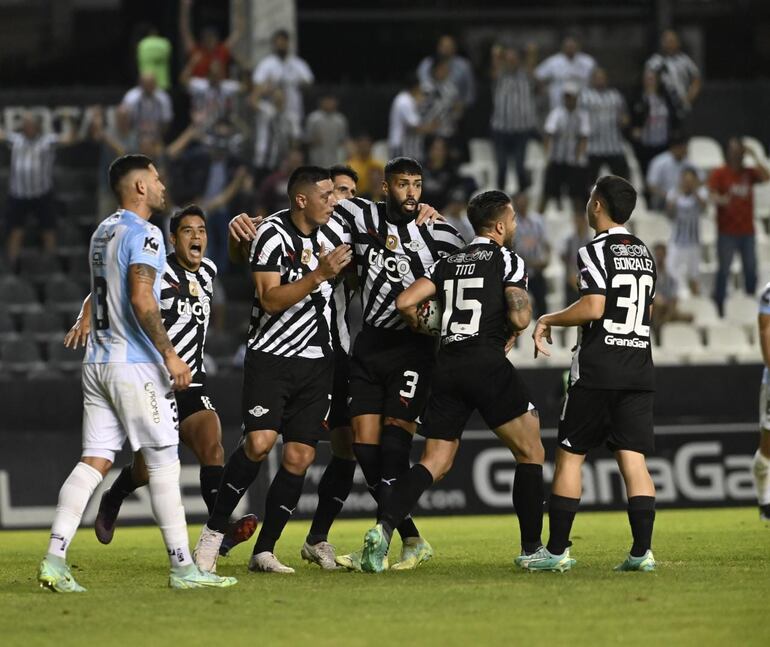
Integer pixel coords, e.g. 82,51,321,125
709,137,770,315
179,0,242,79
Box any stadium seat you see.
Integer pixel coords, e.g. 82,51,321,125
754,182,770,219
659,322,706,363
724,292,760,333
469,138,495,164
704,322,752,358
0,338,45,374
688,136,724,171
43,278,86,316
0,276,42,314
458,161,494,191
632,214,671,246
0,310,18,342
679,296,721,327
47,340,85,371
18,252,64,286
743,136,768,167
21,311,64,342
524,139,546,170
507,328,538,368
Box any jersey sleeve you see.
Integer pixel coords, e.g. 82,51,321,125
249,222,284,272
501,248,528,290
577,242,607,295
424,259,441,284
431,221,466,253
127,225,165,271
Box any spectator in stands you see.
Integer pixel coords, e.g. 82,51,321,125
121,72,173,142
417,34,476,109
88,105,136,217
651,242,693,338
512,191,549,318
645,29,701,124
561,212,593,306
631,70,675,180
181,58,243,132
179,0,242,79
347,134,385,200
421,137,466,210
255,148,305,218
710,137,770,316
421,59,464,156
305,94,349,168
489,42,538,192
136,25,172,90
580,67,630,183
0,112,77,270
646,135,690,211
535,34,596,112
251,29,314,133
251,86,300,186
388,74,436,162
441,187,475,242
665,167,708,297
538,82,590,215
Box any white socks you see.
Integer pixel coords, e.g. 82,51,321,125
47,462,103,560
752,450,770,505
144,457,193,569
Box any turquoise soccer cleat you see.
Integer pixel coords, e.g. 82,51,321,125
614,550,656,572
169,564,238,589
361,524,390,573
38,557,86,593
390,536,433,570
514,547,544,569
522,546,576,572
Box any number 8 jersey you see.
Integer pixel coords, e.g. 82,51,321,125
572,226,657,390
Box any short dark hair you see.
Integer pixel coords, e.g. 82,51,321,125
272,28,290,41
170,204,206,235
384,157,422,180
329,164,359,184
108,154,153,198
593,175,637,224
467,190,511,234
287,165,331,196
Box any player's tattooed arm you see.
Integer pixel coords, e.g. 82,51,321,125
505,286,532,332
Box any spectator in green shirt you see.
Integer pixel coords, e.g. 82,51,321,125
137,26,172,90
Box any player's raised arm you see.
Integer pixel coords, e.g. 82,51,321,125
129,262,191,390
396,277,437,331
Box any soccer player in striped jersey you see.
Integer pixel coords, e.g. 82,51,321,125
194,166,353,574
529,175,658,572
333,156,466,570
42,154,235,591
359,190,546,573
65,204,258,554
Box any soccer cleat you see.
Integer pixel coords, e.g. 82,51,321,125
37,557,86,593
390,536,433,570
614,550,656,572
300,541,339,570
248,551,295,574
335,550,363,571
193,525,225,573
361,524,390,573
760,504,770,522
219,514,259,557
94,491,122,545
514,547,544,569
169,565,238,589
522,546,575,572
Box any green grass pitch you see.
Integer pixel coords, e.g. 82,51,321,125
1,509,768,647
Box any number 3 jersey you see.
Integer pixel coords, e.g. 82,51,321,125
571,226,657,390
426,236,528,350
159,253,217,383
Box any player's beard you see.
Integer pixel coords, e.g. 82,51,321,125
386,194,418,224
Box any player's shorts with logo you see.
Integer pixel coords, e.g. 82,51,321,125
558,384,655,455
175,382,217,424
420,345,534,440
82,362,179,455
241,350,333,446
327,344,351,430
760,369,770,432
348,324,435,422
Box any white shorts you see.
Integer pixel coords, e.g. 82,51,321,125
761,370,770,432
82,362,179,454
667,244,700,296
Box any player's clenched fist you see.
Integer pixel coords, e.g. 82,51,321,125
164,351,192,390
316,243,353,281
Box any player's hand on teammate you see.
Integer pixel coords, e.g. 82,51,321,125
229,212,262,242
316,243,353,281
415,203,444,226
532,317,553,358
164,351,192,391
64,316,91,349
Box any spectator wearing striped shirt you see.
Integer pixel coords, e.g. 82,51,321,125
512,191,549,318
645,30,701,123
489,42,538,192
388,74,437,163
580,67,630,184
121,72,173,142
1,112,77,269
534,35,596,112
631,70,676,180
646,136,691,211
251,86,300,185
421,59,464,150
305,94,349,168
181,58,244,133
539,82,591,215
665,167,708,297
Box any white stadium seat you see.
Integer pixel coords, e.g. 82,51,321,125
678,296,721,327
469,138,495,164
688,136,724,171
724,292,759,329
704,322,752,358
659,322,708,363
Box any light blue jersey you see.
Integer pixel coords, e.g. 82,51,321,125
84,209,166,364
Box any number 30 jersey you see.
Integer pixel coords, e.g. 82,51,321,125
427,236,528,350
571,226,657,390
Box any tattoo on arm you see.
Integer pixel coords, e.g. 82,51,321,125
506,288,529,312
130,263,173,355
131,263,157,285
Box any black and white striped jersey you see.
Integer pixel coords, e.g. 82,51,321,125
7,132,59,198
335,198,465,330
159,253,217,382
426,236,528,349
579,88,627,156
490,69,538,133
248,209,352,359
570,226,657,391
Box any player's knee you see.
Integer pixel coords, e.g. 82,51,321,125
282,443,316,474
243,432,274,462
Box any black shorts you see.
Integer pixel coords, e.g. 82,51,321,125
421,346,534,441
175,384,217,424
558,385,655,455
349,324,435,422
327,344,350,430
5,192,56,230
241,350,334,446
543,162,589,201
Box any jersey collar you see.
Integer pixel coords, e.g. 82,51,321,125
594,226,630,239
470,235,494,245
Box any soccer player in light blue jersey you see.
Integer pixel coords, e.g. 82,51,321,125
38,154,236,592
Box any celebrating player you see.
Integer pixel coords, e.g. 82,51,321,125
193,166,353,574
64,204,258,554
752,281,770,521
359,189,545,573
528,175,658,572
38,154,236,591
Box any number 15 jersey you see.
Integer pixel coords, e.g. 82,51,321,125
571,226,657,390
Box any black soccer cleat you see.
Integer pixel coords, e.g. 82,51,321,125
94,491,122,545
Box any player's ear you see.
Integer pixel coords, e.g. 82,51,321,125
294,191,307,209
381,178,389,196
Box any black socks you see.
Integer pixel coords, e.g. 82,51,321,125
379,463,434,541
546,494,580,555
103,465,139,508
253,466,305,555
208,445,262,533
512,463,544,554
199,465,224,516
306,456,356,545
627,496,656,557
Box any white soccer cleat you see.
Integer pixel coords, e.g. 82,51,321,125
248,551,295,574
300,541,339,570
193,525,224,573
